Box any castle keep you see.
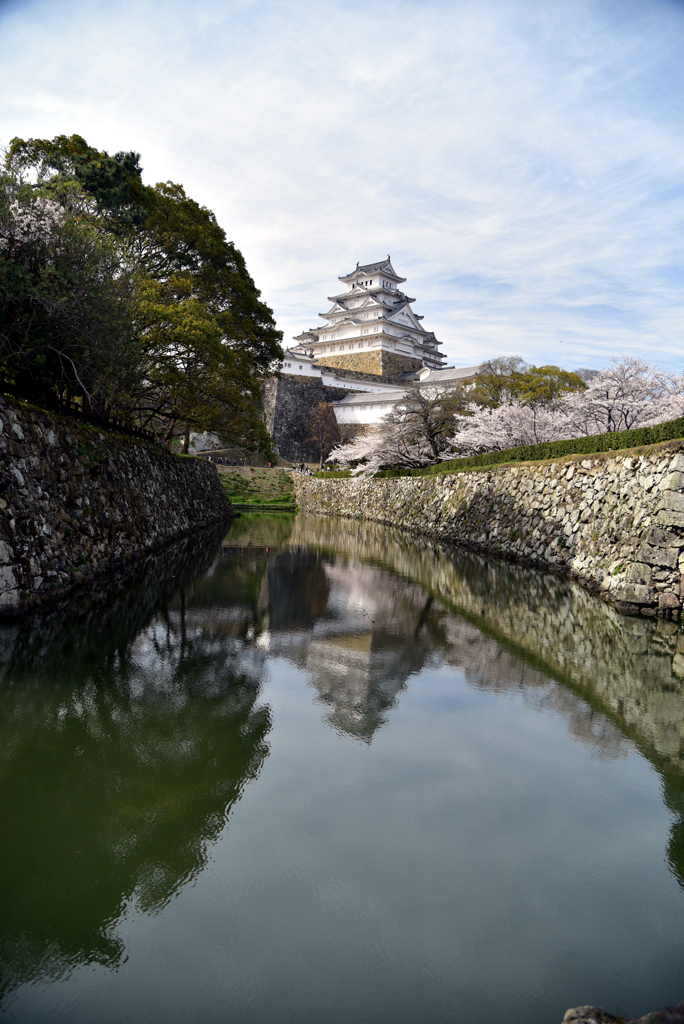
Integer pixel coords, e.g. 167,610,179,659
293,257,446,377
263,258,467,461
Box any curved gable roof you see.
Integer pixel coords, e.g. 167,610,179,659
338,257,406,284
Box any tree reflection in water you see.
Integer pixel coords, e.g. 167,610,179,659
2,511,684,1001
0,525,272,998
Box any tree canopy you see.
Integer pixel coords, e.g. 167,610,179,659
1,134,282,453
471,357,586,408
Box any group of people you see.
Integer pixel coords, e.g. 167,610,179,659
210,455,246,466
291,463,339,474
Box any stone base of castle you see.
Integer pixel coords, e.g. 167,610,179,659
314,350,421,378
262,375,349,462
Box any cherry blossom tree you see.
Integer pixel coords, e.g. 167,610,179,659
0,196,63,252
392,382,467,459
331,356,684,471
447,357,684,457
446,402,575,456
637,394,684,427
563,356,680,435
328,383,464,474
328,417,434,476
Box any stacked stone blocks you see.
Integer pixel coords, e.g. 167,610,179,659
312,350,421,377
261,375,350,462
0,395,233,616
293,444,684,617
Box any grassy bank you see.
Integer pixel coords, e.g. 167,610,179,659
217,466,297,509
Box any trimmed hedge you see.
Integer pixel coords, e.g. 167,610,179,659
325,416,684,480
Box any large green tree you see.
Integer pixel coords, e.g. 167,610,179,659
6,134,148,230
472,357,585,408
0,171,137,415
3,135,282,450
127,181,282,450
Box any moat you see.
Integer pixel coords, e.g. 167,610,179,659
1,514,683,1024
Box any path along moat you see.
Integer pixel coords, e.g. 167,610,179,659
1,514,683,1024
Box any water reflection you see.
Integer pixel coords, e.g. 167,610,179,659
0,526,271,998
2,512,684,1007
286,515,684,765
287,515,684,888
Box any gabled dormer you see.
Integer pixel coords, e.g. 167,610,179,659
386,303,425,332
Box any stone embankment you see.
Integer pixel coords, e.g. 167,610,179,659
293,442,684,617
563,1001,684,1024
262,375,350,463
0,394,233,616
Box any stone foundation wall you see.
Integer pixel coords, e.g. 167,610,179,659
262,375,349,462
339,423,369,443
313,350,420,377
0,395,233,617
293,441,684,617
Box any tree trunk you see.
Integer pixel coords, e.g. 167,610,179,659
182,425,190,454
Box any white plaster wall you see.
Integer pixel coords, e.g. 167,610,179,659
334,401,397,424
281,360,321,377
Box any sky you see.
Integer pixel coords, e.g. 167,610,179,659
1,0,684,371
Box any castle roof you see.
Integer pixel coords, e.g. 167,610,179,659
338,256,406,284
334,365,479,404
410,365,480,383
295,258,447,371
335,389,407,407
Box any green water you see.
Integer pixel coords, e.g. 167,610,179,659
1,514,684,1024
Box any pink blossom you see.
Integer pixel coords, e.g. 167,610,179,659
447,402,575,456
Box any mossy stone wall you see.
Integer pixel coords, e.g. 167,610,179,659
294,442,684,618
0,395,233,616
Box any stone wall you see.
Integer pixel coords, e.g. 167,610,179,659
0,395,233,617
562,1003,684,1024
313,350,420,377
293,441,684,618
262,359,426,461
262,375,349,462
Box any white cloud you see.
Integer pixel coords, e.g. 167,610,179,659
2,0,684,369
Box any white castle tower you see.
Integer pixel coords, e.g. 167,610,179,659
293,257,446,379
